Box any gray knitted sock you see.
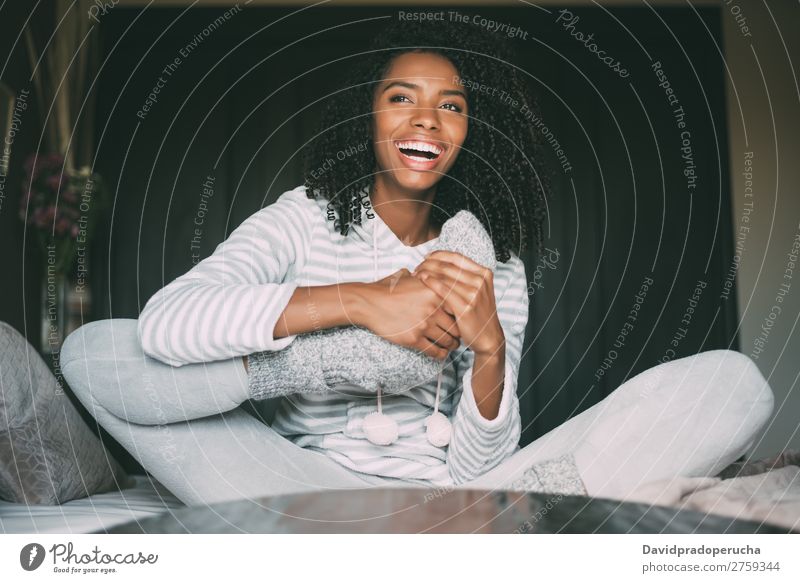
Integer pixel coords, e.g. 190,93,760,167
249,326,443,398
247,210,496,400
505,453,589,496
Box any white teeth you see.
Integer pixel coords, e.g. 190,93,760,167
395,141,442,156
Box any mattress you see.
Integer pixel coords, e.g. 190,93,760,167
0,474,185,534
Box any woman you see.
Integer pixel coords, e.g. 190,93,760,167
62,18,773,506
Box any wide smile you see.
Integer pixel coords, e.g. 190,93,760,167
394,140,445,171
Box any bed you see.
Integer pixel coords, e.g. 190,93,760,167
0,474,185,534
2,451,798,534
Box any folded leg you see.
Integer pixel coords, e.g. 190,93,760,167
61,319,389,506
458,350,774,500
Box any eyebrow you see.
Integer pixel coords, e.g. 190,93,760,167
381,80,467,100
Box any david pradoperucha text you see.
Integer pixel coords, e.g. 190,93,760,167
643,544,760,559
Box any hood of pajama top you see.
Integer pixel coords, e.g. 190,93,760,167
341,184,441,263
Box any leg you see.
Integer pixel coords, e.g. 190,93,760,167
459,350,774,500
61,319,389,506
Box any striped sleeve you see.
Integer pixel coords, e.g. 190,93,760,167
137,187,312,367
446,253,529,484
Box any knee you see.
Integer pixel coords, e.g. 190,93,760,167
61,319,143,407
61,318,142,368
697,349,774,422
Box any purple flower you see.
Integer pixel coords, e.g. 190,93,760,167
46,174,64,193
56,217,70,236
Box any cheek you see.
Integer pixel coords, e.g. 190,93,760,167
371,110,396,150
453,119,468,148
446,121,469,164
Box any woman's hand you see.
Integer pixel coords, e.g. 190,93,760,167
359,268,461,360
412,250,505,357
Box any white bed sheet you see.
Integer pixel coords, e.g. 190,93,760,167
0,474,185,534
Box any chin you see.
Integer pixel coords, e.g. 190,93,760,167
391,168,444,193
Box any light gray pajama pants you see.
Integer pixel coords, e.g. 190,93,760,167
61,319,774,507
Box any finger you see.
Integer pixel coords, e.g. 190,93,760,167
419,273,472,315
417,338,449,361
418,271,472,305
427,319,460,350
425,250,488,275
425,331,456,352
434,311,461,341
416,259,484,289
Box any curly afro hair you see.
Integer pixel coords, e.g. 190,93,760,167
302,16,554,263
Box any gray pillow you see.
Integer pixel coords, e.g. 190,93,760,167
0,321,132,505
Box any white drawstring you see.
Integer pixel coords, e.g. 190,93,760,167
362,215,451,447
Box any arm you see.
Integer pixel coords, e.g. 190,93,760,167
446,254,529,484
138,187,324,366
469,344,507,421
243,281,372,372
272,282,372,339
245,268,459,374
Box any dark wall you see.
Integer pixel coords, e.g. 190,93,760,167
5,4,737,472
0,2,50,348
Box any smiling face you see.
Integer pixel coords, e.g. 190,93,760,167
371,51,469,194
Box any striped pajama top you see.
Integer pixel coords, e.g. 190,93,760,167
138,184,530,487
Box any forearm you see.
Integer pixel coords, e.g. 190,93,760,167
469,343,506,420
272,282,372,339
244,282,370,373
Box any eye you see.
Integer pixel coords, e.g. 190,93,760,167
388,94,464,113
440,103,463,113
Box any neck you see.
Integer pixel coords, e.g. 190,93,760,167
369,176,440,246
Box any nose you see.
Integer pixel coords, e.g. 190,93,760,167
410,106,440,131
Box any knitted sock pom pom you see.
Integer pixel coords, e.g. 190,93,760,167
424,411,452,447
362,411,399,446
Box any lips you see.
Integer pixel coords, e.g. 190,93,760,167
394,139,445,171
